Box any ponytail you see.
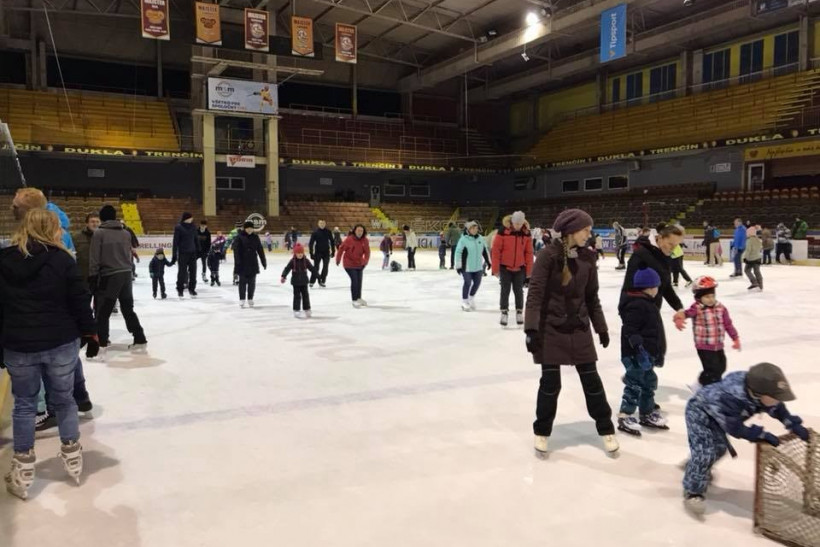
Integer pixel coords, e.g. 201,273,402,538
560,237,572,286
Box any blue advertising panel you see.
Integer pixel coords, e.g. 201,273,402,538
600,3,627,63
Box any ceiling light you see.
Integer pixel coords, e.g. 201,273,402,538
526,11,539,26
521,52,530,62
478,36,488,43
683,0,694,5
487,29,497,37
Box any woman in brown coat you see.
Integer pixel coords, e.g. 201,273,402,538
524,209,619,456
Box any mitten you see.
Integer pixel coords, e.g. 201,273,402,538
761,432,780,447
628,334,644,348
637,347,653,371
599,332,610,348
791,423,810,442
456,268,463,275
525,330,542,355
732,338,741,351
82,334,100,359
523,278,530,288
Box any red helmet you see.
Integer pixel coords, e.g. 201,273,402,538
692,276,718,293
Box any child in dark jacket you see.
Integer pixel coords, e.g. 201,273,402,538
380,234,393,270
618,267,668,436
280,243,317,318
207,245,223,286
149,248,173,299
438,232,447,270
683,363,810,516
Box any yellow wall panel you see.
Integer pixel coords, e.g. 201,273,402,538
510,101,534,136
537,82,597,129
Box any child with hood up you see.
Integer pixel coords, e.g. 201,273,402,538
281,243,317,318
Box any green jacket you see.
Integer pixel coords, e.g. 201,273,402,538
743,236,763,263
446,225,462,247
792,220,808,240
455,233,490,272
73,228,95,281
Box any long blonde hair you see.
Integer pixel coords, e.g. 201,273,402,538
560,236,573,286
12,209,70,257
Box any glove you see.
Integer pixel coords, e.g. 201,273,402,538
525,330,542,355
280,277,286,284
82,334,100,359
599,332,610,348
636,346,653,371
310,254,316,261
791,423,810,442
524,278,530,288
88,276,99,294
760,432,780,447
456,268,463,275
732,338,741,351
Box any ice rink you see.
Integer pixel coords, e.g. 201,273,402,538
1,250,818,547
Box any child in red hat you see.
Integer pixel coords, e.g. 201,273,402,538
281,243,317,318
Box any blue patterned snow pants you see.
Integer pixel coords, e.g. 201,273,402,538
619,356,658,415
683,399,729,495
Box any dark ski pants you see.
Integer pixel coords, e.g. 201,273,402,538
499,267,525,311
534,363,615,437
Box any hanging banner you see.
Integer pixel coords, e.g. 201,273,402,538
291,16,315,57
141,0,170,40
195,2,222,46
599,3,626,63
226,155,256,168
335,23,357,64
208,77,278,115
244,9,270,52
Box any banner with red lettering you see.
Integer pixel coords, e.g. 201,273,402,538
141,0,170,40
291,16,315,57
195,2,222,46
335,23,357,64
245,9,270,52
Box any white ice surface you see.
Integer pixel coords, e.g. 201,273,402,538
1,251,819,547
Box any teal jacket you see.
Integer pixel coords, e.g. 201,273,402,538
455,233,490,273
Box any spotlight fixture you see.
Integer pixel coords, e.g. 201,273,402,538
487,29,497,37
683,0,694,5
526,11,539,26
542,6,552,19
521,52,530,62
478,35,488,43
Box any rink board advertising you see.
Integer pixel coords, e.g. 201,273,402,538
207,78,278,115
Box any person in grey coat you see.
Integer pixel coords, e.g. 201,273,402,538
445,222,462,270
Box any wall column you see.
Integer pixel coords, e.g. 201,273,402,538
202,113,217,217
678,50,690,98
265,117,280,217
595,71,606,111
156,41,163,98
799,15,810,71
37,40,46,90
692,49,704,92
352,64,358,118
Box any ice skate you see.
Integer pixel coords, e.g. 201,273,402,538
210,280,215,287
152,294,157,299
685,280,693,288
617,415,642,437
129,342,148,353
357,299,368,307
468,296,476,310
516,310,524,325
461,299,472,312
35,411,57,432
318,281,326,288
59,441,83,485
500,311,509,327
639,411,669,430
747,284,758,290
240,300,246,308
534,435,549,455
684,493,706,516
189,290,198,299
294,311,303,319
77,400,93,413
178,291,184,300
304,310,312,318
5,450,36,500
248,300,254,308
615,265,626,270
161,293,167,300
216,280,221,287
601,434,620,454
352,300,362,309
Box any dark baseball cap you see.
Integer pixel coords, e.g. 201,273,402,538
747,363,796,402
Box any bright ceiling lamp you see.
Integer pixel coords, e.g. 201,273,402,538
526,11,539,26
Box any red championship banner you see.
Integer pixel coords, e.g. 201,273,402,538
140,0,170,40
244,9,269,52
291,16,315,57
335,23,357,64
195,2,221,45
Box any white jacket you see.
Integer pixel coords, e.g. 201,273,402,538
404,231,418,249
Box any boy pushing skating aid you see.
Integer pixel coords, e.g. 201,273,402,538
682,362,810,517
281,243,317,318
674,276,740,393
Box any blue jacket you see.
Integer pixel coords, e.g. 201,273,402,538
691,371,799,441
46,202,75,253
455,233,490,273
732,225,747,251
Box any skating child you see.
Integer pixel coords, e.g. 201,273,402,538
438,232,447,269
281,243,317,318
207,244,223,286
674,276,740,392
149,248,173,299
617,268,668,436
682,362,810,516
380,234,393,270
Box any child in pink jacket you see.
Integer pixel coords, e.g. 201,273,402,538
674,276,740,392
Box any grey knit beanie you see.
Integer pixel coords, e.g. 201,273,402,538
553,209,594,235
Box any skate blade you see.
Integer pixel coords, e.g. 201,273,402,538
534,449,549,460
640,423,670,431
617,425,642,437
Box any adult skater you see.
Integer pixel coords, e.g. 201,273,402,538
730,218,746,278
445,222,462,270
775,222,792,264
792,215,808,240
670,240,693,288
0,209,98,500
620,222,685,315
171,212,200,298
308,219,336,287
234,221,267,308
613,221,628,270
288,226,299,251
336,224,370,308
455,220,490,311
90,205,147,351
491,211,533,327
403,225,418,271
73,212,100,288
702,220,714,266
524,208,618,456
761,226,774,265
333,226,343,249
196,220,211,283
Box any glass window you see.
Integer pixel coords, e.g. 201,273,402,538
611,77,621,108
608,175,629,190
216,177,245,190
562,180,579,193
649,63,677,102
626,73,643,105
774,31,799,75
584,178,603,191
739,40,764,83
409,184,430,198
384,183,406,197
703,48,730,90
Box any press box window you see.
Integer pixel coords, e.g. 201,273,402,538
216,177,245,190
562,180,579,193
409,184,430,198
584,178,603,191
384,183,406,197
608,176,628,190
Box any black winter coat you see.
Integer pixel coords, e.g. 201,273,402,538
620,292,666,366
0,244,96,353
234,231,267,276
207,248,222,271
619,239,683,313
281,256,316,286
149,255,172,278
309,228,336,256
172,222,200,260
196,228,212,257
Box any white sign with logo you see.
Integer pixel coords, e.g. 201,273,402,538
208,78,278,115
227,155,256,168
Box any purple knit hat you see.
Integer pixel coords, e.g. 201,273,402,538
553,208,593,235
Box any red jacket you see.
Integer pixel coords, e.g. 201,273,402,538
492,227,534,276
336,233,371,269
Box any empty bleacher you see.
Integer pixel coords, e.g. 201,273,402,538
378,202,455,233
137,197,204,234
527,69,820,164
688,187,820,230
0,88,179,151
